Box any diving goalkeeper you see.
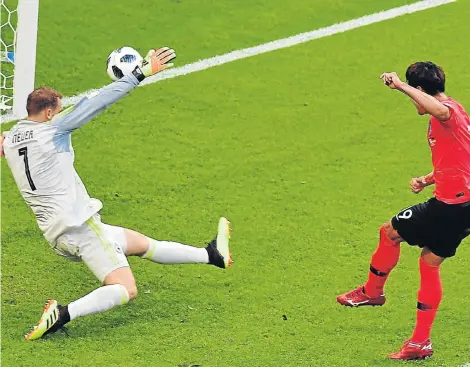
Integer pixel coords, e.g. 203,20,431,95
1,47,232,340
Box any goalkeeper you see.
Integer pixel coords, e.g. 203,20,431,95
1,47,232,340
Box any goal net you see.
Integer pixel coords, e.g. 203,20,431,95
1,0,38,121
0,0,17,111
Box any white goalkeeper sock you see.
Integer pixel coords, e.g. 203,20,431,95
68,284,129,321
142,237,209,264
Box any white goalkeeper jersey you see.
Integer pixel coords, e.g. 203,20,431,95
3,75,139,244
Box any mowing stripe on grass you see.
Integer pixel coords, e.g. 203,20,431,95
1,0,456,123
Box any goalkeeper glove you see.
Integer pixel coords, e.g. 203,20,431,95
132,47,176,82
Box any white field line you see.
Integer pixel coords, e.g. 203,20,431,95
1,0,456,123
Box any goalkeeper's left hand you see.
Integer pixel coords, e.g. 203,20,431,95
133,47,176,81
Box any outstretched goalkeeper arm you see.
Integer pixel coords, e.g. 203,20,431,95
52,47,176,133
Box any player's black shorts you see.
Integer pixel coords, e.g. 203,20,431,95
391,197,470,258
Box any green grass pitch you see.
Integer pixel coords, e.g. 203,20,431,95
2,0,470,366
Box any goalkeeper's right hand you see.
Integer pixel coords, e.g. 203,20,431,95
133,47,176,81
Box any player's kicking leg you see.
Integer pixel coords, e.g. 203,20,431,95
388,248,444,360
337,197,466,360
25,217,231,340
336,221,401,307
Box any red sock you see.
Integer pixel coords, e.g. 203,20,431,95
364,225,400,297
410,257,442,343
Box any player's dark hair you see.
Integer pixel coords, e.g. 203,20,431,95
405,62,445,96
26,87,63,115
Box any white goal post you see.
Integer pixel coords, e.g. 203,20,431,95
0,0,39,120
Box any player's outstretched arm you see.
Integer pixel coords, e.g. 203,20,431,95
398,83,451,122
51,75,139,132
52,47,176,133
380,72,451,122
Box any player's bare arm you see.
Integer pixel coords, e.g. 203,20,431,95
380,72,451,122
423,171,435,185
399,83,451,122
409,171,434,194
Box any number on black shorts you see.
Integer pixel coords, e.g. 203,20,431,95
397,209,413,220
18,147,36,191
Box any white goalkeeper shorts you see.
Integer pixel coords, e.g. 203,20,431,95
53,215,129,282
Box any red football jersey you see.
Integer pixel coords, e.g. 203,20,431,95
428,98,470,204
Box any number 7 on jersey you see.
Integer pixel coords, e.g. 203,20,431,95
18,147,36,191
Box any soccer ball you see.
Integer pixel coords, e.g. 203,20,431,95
106,46,143,81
